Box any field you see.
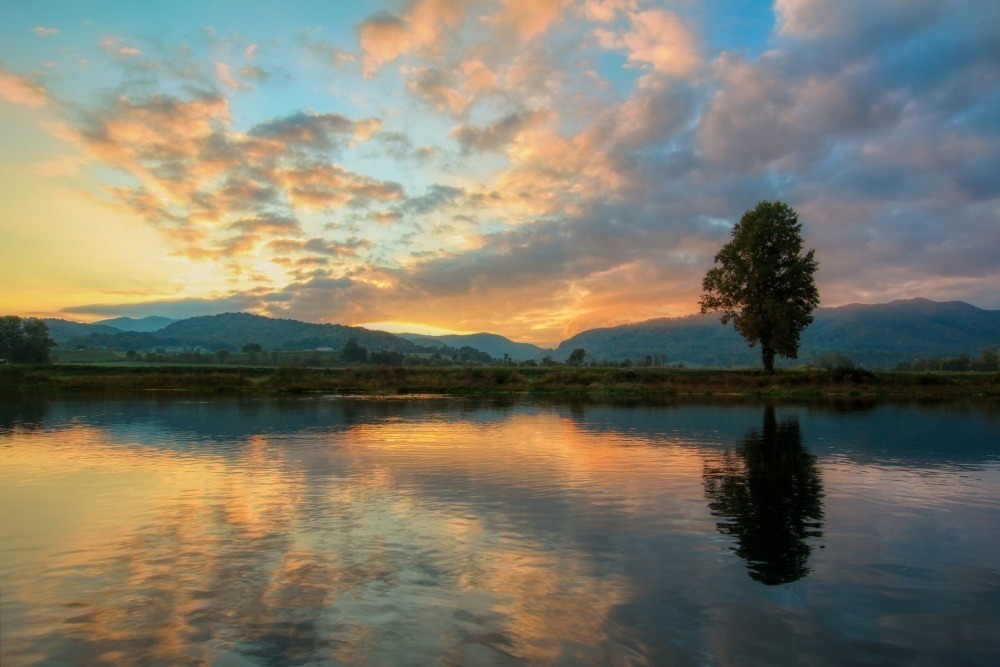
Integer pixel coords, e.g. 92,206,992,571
2,363,999,398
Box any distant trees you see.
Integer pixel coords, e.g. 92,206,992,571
242,342,263,361
566,348,587,366
810,351,855,371
370,350,404,366
895,349,999,372
700,201,819,373
0,316,56,363
975,348,999,372
343,337,368,363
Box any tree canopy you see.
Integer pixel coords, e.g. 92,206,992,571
700,200,819,373
0,316,56,363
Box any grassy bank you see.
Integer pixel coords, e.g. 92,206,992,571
2,363,999,398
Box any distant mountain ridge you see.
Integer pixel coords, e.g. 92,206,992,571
44,319,122,342
94,316,177,332
551,298,1000,368
39,298,1000,368
46,313,417,354
398,332,546,361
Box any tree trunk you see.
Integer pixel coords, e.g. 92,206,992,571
762,345,776,374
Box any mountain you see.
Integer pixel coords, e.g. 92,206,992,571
398,332,546,361
551,299,1000,368
159,313,416,352
39,299,1000,367
57,312,418,353
43,319,123,344
94,316,177,332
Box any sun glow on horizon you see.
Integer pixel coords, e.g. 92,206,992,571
357,321,475,337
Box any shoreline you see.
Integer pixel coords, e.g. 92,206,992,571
2,364,998,399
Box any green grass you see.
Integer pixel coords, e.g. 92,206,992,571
2,363,999,398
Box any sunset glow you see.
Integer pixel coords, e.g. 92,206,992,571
1,1,997,345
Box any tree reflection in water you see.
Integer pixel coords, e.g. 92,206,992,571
704,405,824,585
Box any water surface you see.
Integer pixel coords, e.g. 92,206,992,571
1,397,998,665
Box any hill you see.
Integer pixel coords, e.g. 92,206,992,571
44,319,123,344
94,316,177,332
56,312,418,354
398,332,546,361
38,299,999,368
551,299,1000,368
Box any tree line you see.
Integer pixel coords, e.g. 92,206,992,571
0,316,55,363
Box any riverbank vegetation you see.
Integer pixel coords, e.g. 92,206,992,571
2,363,997,398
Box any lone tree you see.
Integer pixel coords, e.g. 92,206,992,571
566,348,587,366
700,201,819,373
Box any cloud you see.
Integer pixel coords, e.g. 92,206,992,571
61,294,259,319
487,0,572,43
449,110,548,153
57,87,403,271
401,184,466,215
402,66,473,117
215,62,247,90
227,215,300,235
596,9,701,78
401,59,500,119
357,0,467,77
33,26,59,37
578,0,637,24
368,210,404,225
301,35,357,69
0,69,48,108
268,236,373,260
698,49,904,170
373,131,437,163
774,0,843,36
249,111,380,151
100,36,142,58
277,164,404,210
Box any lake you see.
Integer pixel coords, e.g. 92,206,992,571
1,396,998,665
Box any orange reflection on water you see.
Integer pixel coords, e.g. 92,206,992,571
1,409,709,665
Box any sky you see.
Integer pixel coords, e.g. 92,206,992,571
1,0,998,346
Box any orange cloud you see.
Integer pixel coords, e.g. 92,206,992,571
214,62,246,90
401,58,501,118
357,0,467,77
277,164,404,211
597,9,701,78
0,69,48,108
578,0,637,23
488,0,572,43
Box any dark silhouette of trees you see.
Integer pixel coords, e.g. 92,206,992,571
0,316,56,363
343,337,368,363
703,406,824,585
370,349,404,366
566,348,587,366
700,201,819,373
